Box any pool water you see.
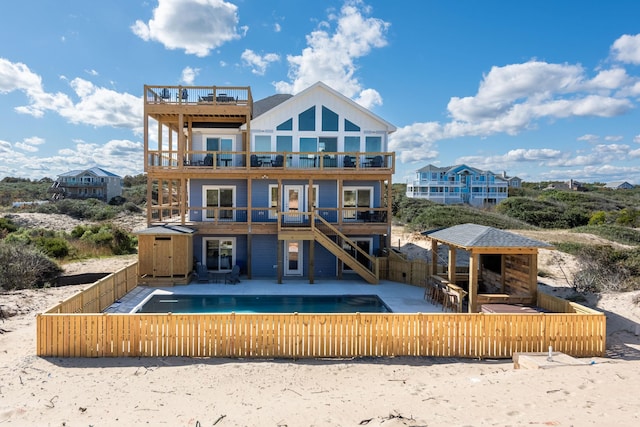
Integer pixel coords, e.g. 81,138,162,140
137,294,392,314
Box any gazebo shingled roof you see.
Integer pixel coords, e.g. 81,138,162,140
423,224,553,312
423,223,553,250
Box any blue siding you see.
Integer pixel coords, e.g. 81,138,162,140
251,235,279,276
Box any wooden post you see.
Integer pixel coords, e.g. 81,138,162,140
469,252,479,313
430,241,438,276
277,239,283,284
448,245,457,284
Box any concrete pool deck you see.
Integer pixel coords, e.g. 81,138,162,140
104,277,442,314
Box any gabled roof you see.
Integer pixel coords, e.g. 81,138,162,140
58,167,121,178
416,164,493,176
253,94,293,118
423,223,552,250
247,81,396,132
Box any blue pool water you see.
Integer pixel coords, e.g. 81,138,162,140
137,294,392,314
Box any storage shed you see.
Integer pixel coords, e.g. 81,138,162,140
424,224,553,312
136,225,196,286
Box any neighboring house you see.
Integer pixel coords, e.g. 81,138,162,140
604,181,635,190
544,179,585,191
405,164,510,206
140,82,396,285
500,171,522,188
49,167,123,202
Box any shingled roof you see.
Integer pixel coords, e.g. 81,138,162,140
422,223,552,249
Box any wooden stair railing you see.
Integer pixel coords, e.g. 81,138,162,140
277,211,379,284
312,212,378,284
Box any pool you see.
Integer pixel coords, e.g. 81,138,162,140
136,294,393,314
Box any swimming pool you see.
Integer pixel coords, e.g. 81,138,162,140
136,294,393,314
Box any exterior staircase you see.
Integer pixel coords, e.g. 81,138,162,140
278,211,379,284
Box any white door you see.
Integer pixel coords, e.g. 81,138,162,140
283,185,304,225
284,240,303,276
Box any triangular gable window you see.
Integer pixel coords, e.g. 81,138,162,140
344,119,360,132
322,106,338,131
277,118,292,131
298,106,316,131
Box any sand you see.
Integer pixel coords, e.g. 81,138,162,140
1,217,640,426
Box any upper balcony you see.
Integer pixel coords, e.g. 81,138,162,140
144,85,252,121
146,151,395,176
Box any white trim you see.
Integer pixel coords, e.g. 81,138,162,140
201,237,236,272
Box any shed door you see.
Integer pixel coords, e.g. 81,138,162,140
154,237,172,277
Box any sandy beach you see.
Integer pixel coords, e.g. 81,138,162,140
2,219,640,426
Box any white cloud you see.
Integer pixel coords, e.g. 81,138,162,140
611,33,640,64
181,66,200,84
634,134,640,144
604,135,623,142
577,134,599,143
274,23,281,33
241,49,280,75
131,0,241,57
0,58,43,93
273,0,389,109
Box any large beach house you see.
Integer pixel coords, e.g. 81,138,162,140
140,82,396,285
406,164,516,206
49,167,123,202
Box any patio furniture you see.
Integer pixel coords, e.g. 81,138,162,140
370,155,384,167
179,89,188,101
225,265,241,284
250,154,262,167
203,154,214,166
196,262,209,282
272,155,284,167
160,88,171,100
343,156,356,168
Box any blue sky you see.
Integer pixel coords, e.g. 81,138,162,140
1,0,640,184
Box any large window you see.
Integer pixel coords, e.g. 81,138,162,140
202,186,235,221
255,135,271,152
365,136,381,153
344,136,360,153
276,135,292,152
203,238,235,272
298,106,316,131
319,137,337,152
343,187,372,220
322,106,338,131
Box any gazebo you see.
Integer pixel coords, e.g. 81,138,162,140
423,224,553,313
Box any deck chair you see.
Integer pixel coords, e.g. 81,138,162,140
160,88,171,100
272,154,284,167
250,154,262,167
370,155,384,167
196,262,209,282
225,265,241,284
343,156,356,168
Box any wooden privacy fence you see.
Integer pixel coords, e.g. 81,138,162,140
37,311,605,359
46,263,138,314
37,261,605,359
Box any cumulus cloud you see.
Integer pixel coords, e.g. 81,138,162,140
181,66,200,84
241,49,280,75
611,33,640,64
131,0,241,57
273,0,389,109
0,58,143,134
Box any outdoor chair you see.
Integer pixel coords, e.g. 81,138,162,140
343,156,356,168
250,154,262,167
370,155,384,168
196,262,209,282
160,88,171,100
272,154,284,167
203,154,214,166
225,265,241,284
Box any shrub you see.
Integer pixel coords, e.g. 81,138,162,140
0,242,61,290
588,211,607,226
35,236,70,258
572,245,640,293
0,216,18,233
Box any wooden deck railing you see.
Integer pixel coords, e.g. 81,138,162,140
36,261,606,359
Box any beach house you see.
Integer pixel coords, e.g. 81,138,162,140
140,82,396,285
49,167,123,202
406,164,511,206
